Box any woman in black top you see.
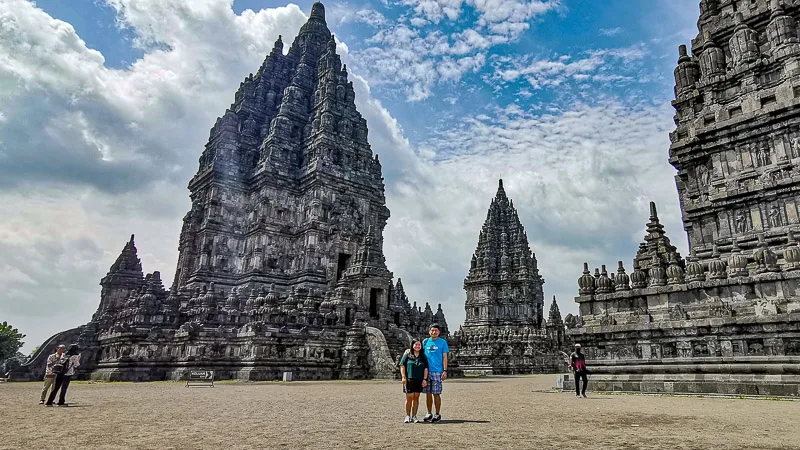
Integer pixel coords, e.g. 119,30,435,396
399,339,428,423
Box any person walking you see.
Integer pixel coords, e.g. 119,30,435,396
46,344,81,407
399,338,428,423
39,344,65,405
570,343,589,398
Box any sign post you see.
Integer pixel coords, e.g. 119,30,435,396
186,369,215,387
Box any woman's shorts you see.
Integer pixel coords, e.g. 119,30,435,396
404,379,424,393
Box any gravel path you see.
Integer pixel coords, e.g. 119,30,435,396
1,375,797,449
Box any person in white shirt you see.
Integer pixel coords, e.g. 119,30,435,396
39,345,65,405
45,344,81,406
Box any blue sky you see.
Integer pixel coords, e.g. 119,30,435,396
1,0,699,351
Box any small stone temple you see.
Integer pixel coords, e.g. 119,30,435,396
12,2,443,382
449,181,569,375
566,0,800,396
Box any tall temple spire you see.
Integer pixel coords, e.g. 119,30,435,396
108,234,143,276
548,295,563,326
464,180,545,326
458,181,565,374
298,2,331,40
97,234,145,319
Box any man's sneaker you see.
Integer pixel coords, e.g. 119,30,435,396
582,394,588,398
413,416,421,423
576,394,581,397
432,414,442,423
404,415,411,423
38,401,44,405
422,413,433,422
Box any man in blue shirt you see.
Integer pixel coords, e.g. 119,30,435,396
421,323,448,422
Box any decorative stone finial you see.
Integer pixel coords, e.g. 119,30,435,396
649,255,667,287
596,264,614,294
727,238,749,278
310,2,326,21
685,248,706,282
578,262,596,295
649,201,658,220
615,260,631,291
666,253,686,285
630,259,647,289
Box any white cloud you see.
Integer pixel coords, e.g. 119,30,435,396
403,0,559,35
354,25,508,100
328,4,389,28
599,26,622,36
493,44,648,90
350,0,558,101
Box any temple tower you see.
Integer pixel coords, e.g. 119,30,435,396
463,179,545,326
12,2,444,382
453,180,566,375
171,1,391,323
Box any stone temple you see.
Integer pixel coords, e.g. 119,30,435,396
448,181,569,375
13,2,445,381
567,0,800,396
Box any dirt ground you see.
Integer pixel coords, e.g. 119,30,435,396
1,375,798,449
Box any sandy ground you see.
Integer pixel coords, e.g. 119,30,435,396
1,375,798,449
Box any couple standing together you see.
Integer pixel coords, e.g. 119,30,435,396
398,323,449,424
40,344,81,406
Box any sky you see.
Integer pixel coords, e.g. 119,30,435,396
0,0,701,353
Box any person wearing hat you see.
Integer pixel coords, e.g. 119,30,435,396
570,343,589,398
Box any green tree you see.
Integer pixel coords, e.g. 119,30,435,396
0,321,26,365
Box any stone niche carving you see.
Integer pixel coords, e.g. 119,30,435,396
767,203,783,227
598,311,616,326
669,304,689,320
708,297,733,318
754,299,778,316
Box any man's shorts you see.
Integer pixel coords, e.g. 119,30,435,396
422,372,443,395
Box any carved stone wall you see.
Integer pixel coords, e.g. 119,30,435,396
568,0,800,395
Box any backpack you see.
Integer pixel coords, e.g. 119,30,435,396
51,356,69,375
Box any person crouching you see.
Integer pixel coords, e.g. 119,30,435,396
399,338,428,423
